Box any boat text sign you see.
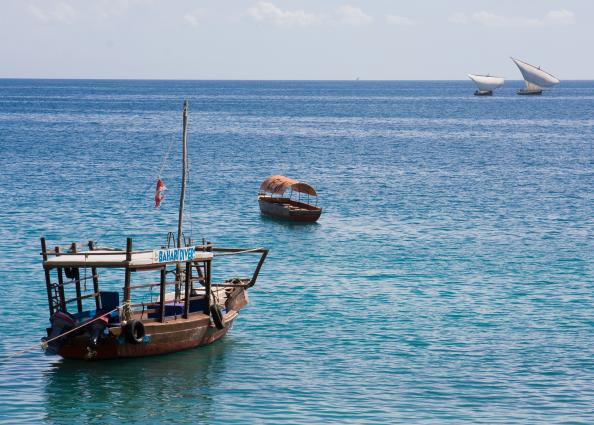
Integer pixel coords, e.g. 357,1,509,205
153,247,196,263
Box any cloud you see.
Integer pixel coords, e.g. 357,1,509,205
27,2,79,23
336,5,372,26
26,1,155,23
545,9,575,25
184,9,206,28
385,14,414,26
449,9,575,28
247,2,321,27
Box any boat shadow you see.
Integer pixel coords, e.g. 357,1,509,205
42,338,233,424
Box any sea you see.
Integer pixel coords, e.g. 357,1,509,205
0,79,592,424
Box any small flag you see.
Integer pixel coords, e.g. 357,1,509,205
155,177,166,208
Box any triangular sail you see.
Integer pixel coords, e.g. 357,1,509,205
468,74,505,91
511,58,559,89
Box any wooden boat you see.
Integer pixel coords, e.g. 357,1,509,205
40,101,268,360
468,74,504,96
511,58,559,96
258,175,322,223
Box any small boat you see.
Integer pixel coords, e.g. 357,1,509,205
258,175,322,223
511,57,560,95
39,101,268,360
468,73,505,96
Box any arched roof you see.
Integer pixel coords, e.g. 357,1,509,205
259,175,318,196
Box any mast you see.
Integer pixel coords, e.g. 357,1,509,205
177,100,188,248
175,101,188,293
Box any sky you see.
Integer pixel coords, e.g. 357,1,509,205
0,0,592,80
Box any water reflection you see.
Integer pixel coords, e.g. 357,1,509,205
43,340,231,425
259,214,321,228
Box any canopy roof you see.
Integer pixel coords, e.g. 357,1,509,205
44,249,213,269
260,175,318,196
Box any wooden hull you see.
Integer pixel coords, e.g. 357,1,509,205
258,197,322,223
517,89,542,95
58,311,238,360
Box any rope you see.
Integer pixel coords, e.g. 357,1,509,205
93,132,178,246
0,307,119,364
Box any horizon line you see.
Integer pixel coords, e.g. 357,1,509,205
0,77,592,82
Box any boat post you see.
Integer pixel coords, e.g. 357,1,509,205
204,258,211,314
183,260,191,319
71,243,83,313
123,237,133,320
88,241,101,310
159,267,166,322
40,237,55,316
54,246,66,312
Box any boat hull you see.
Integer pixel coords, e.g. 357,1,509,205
474,90,493,96
57,311,237,360
517,89,542,95
258,197,322,223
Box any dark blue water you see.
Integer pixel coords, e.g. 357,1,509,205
0,80,593,424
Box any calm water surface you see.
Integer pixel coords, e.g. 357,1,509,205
0,80,593,424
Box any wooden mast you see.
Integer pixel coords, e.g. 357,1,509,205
176,101,189,290
178,100,188,248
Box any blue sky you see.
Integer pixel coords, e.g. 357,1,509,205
0,0,590,79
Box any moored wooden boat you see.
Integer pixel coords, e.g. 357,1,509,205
258,175,322,223
40,101,268,360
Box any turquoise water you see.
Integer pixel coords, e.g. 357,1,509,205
0,79,593,424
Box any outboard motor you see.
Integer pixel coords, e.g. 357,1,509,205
87,315,109,349
43,311,76,355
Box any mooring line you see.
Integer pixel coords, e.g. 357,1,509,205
0,307,119,364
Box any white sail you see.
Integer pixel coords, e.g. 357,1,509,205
467,74,505,91
511,58,560,89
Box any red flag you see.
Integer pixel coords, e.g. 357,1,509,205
154,177,166,208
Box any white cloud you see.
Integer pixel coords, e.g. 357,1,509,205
184,9,206,28
449,9,575,28
545,9,575,25
247,2,321,27
27,2,79,23
385,14,414,26
336,5,372,26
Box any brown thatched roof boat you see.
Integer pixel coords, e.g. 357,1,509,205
258,175,322,223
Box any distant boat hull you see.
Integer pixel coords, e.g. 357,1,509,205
259,196,322,223
474,90,493,96
517,89,542,95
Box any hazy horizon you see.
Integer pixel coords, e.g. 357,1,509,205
1,0,591,80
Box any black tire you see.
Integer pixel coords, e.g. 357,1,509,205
210,305,225,330
125,320,145,344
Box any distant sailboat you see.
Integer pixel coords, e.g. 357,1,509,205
511,58,560,95
468,74,505,96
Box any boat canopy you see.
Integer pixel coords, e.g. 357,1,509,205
259,175,318,196
44,249,213,269
511,58,560,89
